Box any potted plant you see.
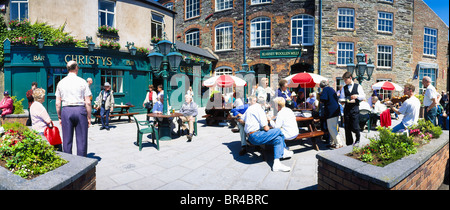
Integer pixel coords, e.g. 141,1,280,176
98,25,119,36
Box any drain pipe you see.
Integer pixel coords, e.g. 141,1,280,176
318,0,322,76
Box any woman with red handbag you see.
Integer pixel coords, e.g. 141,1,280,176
30,88,62,151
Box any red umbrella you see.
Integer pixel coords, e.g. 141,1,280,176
202,75,247,87
372,81,403,91
284,72,328,88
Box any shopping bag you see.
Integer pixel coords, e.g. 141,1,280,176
44,122,62,145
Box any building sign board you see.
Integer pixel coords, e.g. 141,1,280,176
260,49,301,59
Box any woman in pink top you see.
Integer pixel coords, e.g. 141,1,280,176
30,88,52,134
0,91,13,116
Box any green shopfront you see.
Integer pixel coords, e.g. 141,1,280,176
2,39,214,120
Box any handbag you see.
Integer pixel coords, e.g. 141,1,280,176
44,122,62,146
145,101,153,110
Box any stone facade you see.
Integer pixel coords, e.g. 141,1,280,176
160,0,316,84
164,0,448,94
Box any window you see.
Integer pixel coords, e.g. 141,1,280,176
337,42,354,66
185,0,200,19
250,17,271,48
337,8,354,30
376,79,392,100
379,0,393,3
377,45,392,68
47,68,68,94
291,14,315,46
101,70,123,93
215,66,233,76
216,0,233,11
151,13,164,39
215,23,233,51
98,0,115,27
165,2,174,10
424,27,437,56
378,12,393,33
186,29,200,46
10,0,28,21
251,0,271,4
418,68,436,94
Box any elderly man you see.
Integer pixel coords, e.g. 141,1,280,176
178,94,198,142
422,76,438,125
55,61,92,157
95,82,114,131
339,72,366,145
240,95,293,172
319,80,343,149
272,97,299,141
390,83,421,133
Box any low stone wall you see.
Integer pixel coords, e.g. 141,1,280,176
0,152,98,190
1,110,29,125
316,132,449,190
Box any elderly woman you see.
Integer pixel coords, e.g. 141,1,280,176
272,97,299,140
0,91,13,116
178,94,198,142
319,80,343,149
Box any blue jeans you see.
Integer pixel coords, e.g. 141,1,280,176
391,122,406,133
100,106,110,128
425,106,437,126
248,128,286,159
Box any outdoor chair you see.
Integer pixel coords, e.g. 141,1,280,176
359,109,371,133
177,116,198,136
133,116,159,151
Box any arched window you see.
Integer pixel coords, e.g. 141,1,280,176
250,17,271,48
215,22,233,51
185,29,200,46
214,66,233,76
291,14,314,46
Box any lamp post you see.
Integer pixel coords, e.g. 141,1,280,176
346,48,375,84
148,33,183,115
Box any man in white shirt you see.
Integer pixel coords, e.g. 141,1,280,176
241,95,293,172
55,60,92,157
390,84,421,133
422,76,438,126
271,97,299,140
339,72,366,145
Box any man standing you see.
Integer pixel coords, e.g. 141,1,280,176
96,82,114,131
319,80,343,149
389,84,421,133
339,72,366,146
178,94,198,142
26,82,38,126
55,61,92,157
422,76,438,126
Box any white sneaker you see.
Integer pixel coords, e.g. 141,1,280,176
272,160,291,172
282,149,294,159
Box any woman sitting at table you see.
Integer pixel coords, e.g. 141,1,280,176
178,94,198,142
271,97,299,140
152,94,164,114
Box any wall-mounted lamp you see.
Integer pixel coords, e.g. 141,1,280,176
126,41,137,56
37,33,45,49
86,36,95,52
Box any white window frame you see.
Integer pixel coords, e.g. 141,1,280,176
215,23,233,51
423,27,438,57
251,0,271,5
10,0,28,21
337,8,354,30
250,17,271,48
215,0,233,12
186,29,200,47
337,42,354,66
185,0,200,19
164,2,174,10
151,13,165,39
98,0,116,27
377,45,393,69
418,68,437,94
377,12,393,33
215,66,233,76
291,14,315,46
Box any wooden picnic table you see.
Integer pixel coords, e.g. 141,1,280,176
203,108,233,125
294,116,327,151
148,112,183,141
94,104,138,123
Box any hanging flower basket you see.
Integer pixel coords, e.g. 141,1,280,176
100,41,121,50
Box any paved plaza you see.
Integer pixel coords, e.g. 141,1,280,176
65,107,393,190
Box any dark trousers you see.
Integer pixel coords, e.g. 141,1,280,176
100,106,110,128
344,108,360,145
61,106,88,157
424,106,437,126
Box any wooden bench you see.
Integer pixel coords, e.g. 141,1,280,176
202,114,233,125
294,130,328,151
94,112,139,123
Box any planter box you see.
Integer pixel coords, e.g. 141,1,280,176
1,110,29,126
316,132,449,190
0,152,98,190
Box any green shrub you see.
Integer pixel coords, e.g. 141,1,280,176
11,96,25,114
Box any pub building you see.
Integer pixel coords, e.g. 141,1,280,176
1,0,218,120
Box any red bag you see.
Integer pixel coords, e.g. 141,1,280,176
44,122,62,145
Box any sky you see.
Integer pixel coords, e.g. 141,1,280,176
423,0,449,26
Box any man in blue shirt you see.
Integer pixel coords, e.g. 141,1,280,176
232,100,251,156
320,80,343,148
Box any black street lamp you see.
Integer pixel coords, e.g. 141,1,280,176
148,33,183,115
346,48,375,84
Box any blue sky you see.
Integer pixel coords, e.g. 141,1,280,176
423,0,449,26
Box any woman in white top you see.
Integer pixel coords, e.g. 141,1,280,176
30,88,52,134
272,97,299,140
